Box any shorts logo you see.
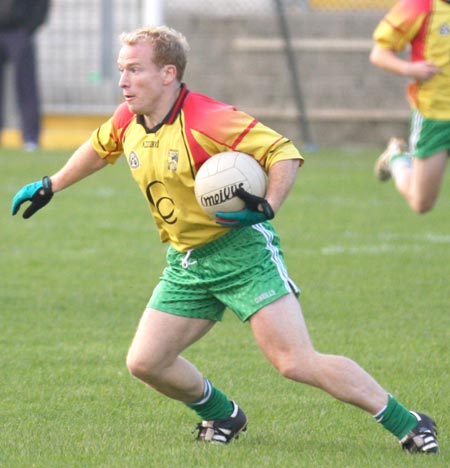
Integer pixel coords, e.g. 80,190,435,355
129,151,140,169
168,150,179,171
254,289,276,304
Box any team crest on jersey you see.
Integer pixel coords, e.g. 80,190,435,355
167,150,179,171
440,23,450,35
129,151,140,169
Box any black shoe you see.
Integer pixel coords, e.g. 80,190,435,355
400,412,439,454
194,401,248,444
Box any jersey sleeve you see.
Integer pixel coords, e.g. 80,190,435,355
90,103,134,164
233,118,304,169
372,0,428,52
183,93,304,172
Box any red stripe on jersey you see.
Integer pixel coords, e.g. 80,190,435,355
409,0,433,62
383,17,407,34
411,13,430,62
181,93,232,171
231,119,258,150
112,102,135,143
166,84,189,124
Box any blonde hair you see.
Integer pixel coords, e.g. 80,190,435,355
120,26,190,80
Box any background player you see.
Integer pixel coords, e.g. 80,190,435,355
370,0,450,213
0,0,50,151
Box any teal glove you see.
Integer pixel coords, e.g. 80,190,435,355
11,176,53,219
215,188,274,228
215,208,268,227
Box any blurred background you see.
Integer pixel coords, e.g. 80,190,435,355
2,0,406,150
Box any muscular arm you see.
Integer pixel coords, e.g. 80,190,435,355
370,45,441,81
265,159,301,214
50,140,109,192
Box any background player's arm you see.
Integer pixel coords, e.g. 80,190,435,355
50,140,109,192
370,45,441,81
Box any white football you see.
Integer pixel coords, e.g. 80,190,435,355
195,151,267,217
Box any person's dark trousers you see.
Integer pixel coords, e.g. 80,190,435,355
0,27,41,145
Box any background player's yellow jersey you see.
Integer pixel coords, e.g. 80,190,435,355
91,85,303,252
373,0,450,119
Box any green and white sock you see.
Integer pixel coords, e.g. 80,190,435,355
185,378,233,421
374,394,417,440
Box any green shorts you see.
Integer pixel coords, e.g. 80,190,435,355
148,222,300,322
410,110,450,158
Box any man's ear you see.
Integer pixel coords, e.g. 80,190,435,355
160,64,177,83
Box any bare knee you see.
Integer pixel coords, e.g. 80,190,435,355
274,353,319,386
409,199,435,214
407,192,438,214
413,202,434,214
126,350,160,383
126,353,147,380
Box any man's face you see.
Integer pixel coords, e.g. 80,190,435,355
117,41,165,115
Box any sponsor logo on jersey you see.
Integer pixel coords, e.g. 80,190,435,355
168,150,179,171
129,151,139,168
143,140,159,148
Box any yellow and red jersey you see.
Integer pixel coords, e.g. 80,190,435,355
91,85,303,252
373,0,450,119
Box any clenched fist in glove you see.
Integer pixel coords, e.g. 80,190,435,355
215,187,274,228
11,176,54,219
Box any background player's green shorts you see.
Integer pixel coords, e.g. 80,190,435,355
410,110,450,158
148,222,300,322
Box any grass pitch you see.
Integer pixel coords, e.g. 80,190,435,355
1,146,449,468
